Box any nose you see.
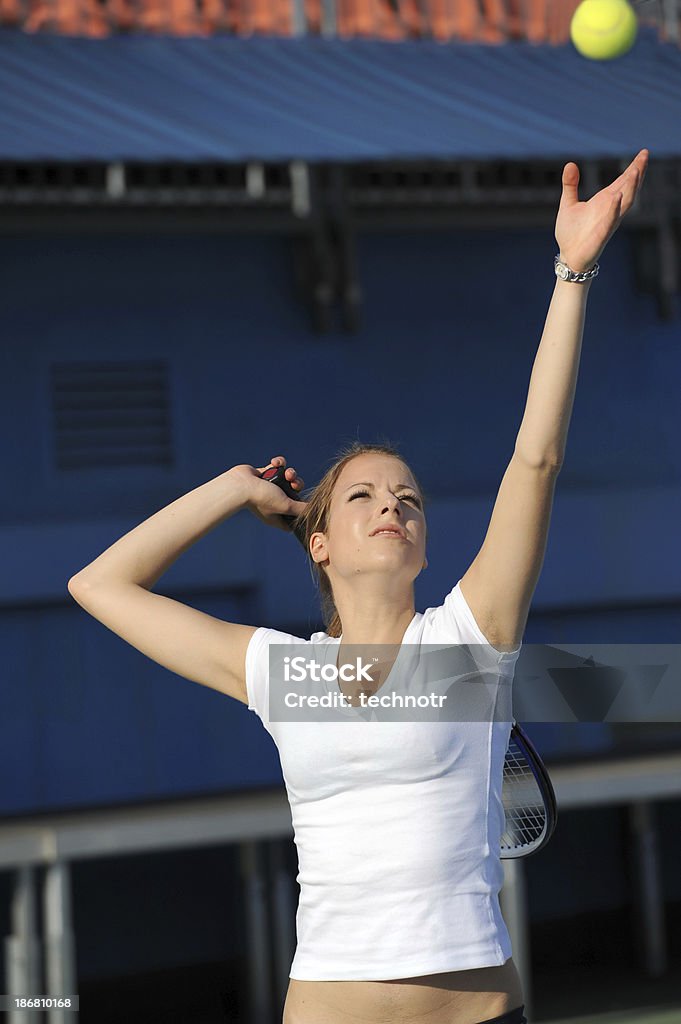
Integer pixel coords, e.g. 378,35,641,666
381,495,401,514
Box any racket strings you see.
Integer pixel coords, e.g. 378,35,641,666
501,738,548,853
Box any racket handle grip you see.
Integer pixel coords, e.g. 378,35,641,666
258,464,306,545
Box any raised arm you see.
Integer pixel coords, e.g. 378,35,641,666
460,150,649,649
67,456,307,704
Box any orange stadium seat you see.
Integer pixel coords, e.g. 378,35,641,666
413,0,506,43
212,0,292,35
337,0,375,39
202,0,237,33
429,0,467,43
365,0,414,42
479,0,507,43
104,0,137,32
303,0,320,34
23,0,108,35
520,0,548,43
548,0,581,44
236,0,301,35
0,0,21,26
134,0,205,34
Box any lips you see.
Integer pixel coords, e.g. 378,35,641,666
370,525,406,540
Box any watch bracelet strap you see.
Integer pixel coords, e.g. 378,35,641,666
554,253,600,283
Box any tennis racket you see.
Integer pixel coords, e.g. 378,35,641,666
501,720,557,858
259,463,558,857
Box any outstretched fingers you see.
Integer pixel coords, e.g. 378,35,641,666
608,149,648,208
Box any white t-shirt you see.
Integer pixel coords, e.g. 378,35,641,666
245,579,522,981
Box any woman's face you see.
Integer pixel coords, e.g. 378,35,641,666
311,453,427,581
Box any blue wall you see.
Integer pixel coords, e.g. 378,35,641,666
2,226,680,817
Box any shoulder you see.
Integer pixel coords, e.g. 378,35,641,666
419,580,521,662
248,626,335,663
309,630,338,645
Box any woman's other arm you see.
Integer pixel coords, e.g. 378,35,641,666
460,151,649,648
67,458,306,704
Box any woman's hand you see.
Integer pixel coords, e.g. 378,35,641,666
555,148,648,273
229,455,308,532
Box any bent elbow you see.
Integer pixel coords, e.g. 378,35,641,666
68,573,92,599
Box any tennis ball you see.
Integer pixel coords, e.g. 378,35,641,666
570,0,638,60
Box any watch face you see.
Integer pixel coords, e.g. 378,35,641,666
556,263,570,280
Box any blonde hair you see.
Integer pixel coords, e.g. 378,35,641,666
293,439,427,638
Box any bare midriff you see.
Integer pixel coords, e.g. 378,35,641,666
282,958,524,1024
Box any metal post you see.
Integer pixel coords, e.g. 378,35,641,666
6,865,42,1024
240,842,273,1024
501,858,532,1022
629,800,667,977
291,0,306,37
269,840,296,1015
289,161,311,220
320,0,337,37
662,0,680,43
105,162,126,200
655,215,679,321
43,860,78,1024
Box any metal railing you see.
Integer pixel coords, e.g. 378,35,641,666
2,752,680,1022
0,0,678,42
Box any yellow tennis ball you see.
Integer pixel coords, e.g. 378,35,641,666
570,0,638,60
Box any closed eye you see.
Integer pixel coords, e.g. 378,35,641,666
348,489,421,507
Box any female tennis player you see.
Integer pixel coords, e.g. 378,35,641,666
68,149,647,1024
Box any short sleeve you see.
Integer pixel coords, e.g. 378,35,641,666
244,625,312,734
436,580,522,668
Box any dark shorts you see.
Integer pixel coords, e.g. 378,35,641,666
478,1008,527,1024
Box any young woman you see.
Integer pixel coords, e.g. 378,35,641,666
68,150,647,1024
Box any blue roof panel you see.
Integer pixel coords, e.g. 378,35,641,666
0,27,677,162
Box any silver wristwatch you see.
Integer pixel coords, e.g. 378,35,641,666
554,254,599,283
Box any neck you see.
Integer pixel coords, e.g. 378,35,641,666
337,603,415,647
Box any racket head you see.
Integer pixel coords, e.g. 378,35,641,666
500,720,558,859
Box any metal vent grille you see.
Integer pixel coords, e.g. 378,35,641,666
51,360,174,470
0,161,293,207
